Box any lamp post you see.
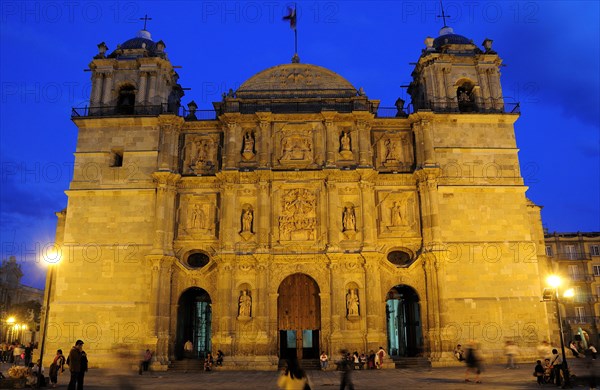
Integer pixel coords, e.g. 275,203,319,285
38,246,61,383
546,275,574,389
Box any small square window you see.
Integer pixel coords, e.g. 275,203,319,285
545,245,553,257
110,150,123,167
590,245,600,257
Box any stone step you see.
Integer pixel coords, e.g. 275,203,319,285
392,357,431,369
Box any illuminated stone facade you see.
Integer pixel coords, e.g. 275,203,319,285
44,26,553,369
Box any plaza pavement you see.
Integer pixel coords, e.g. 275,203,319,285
2,362,597,390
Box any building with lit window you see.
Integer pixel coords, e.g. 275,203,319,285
545,232,600,345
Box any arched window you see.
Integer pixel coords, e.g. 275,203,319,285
117,85,136,115
456,81,477,113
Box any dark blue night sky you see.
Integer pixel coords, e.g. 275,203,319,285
1,1,599,289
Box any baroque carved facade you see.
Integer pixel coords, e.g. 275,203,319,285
44,25,554,370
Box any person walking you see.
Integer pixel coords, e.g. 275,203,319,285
376,346,387,369
67,340,85,390
504,341,519,369
338,350,354,390
49,349,66,388
464,344,483,383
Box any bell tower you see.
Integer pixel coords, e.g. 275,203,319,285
88,28,183,115
408,25,505,113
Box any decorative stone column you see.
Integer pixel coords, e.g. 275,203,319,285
355,117,372,167
151,172,181,256
327,258,343,350
322,112,337,167
218,173,238,251
415,168,441,244
101,72,113,106
90,73,103,107
222,117,241,169
325,179,339,251
157,116,184,171
256,112,271,167
362,254,386,351
147,254,175,366
358,171,376,249
147,72,158,105
257,172,271,251
137,71,148,105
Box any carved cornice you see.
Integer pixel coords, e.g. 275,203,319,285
158,115,184,131
152,171,181,188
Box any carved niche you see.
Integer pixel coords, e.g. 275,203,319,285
278,188,317,241
376,191,419,237
182,134,220,175
275,123,315,167
338,130,354,161
377,132,414,172
177,195,217,239
241,131,256,161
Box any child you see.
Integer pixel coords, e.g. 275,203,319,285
534,360,545,386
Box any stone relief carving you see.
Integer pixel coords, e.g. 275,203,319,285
183,135,219,175
189,204,207,229
279,135,312,162
278,189,317,241
178,198,215,238
238,290,252,318
380,192,418,235
379,133,413,171
346,289,359,317
241,131,256,161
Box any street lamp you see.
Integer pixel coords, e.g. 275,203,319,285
6,317,16,342
545,275,573,388
38,245,61,383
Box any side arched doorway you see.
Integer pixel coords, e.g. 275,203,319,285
386,285,422,357
175,287,212,360
278,274,321,360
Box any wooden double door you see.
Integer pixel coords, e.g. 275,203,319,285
277,273,321,360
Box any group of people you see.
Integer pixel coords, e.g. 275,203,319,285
318,347,387,371
0,341,34,366
202,350,224,371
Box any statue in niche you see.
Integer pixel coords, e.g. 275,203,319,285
391,201,405,226
189,204,206,229
346,289,359,316
241,131,256,160
241,208,253,233
340,132,351,151
339,131,353,160
342,206,356,232
238,290,252,318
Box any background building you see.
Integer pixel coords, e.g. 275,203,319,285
545,232,600,346
43,23,553,370
0,256,43,343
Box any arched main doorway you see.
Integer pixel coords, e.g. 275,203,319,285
278,273,321,360
175,287,212,360
386,285,422,357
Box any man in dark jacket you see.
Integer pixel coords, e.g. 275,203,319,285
67,340,84,390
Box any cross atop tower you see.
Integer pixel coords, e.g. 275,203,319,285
437,1,450,27
140,14,152,30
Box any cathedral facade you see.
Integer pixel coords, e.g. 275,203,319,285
44,25,553,369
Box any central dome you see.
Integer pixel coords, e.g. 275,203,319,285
236,63,357,99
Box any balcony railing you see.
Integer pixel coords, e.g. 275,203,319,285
72,97,520,119
72,104,183,118
557,252,591,260
410,97,520,114
564,316,600,325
